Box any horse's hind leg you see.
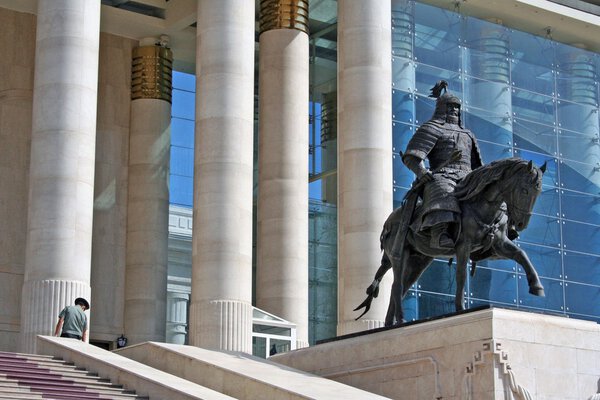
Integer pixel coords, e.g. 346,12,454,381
390,249,433,325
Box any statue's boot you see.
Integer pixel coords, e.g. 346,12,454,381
431,224,455,249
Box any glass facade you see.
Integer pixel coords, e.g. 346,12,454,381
167,1,600,347
170,71,195,207
392,0,600,323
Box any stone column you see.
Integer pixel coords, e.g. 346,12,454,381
256,0,310,349
188,0,255,353
123,40,172,344
166,291,189,344
337,0,393,335
20,0,101,353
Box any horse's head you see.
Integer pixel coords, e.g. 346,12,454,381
506,160,546,231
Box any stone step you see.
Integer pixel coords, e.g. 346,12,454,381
0,363,105,380
0,393,44,399
0,351,147,400
0,368,116,387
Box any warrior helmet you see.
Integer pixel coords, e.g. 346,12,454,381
429,80,462,126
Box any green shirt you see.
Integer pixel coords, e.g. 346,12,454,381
58,305,87,336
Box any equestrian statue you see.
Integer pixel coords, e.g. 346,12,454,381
354,81,546,326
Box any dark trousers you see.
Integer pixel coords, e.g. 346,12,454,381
60,332,82,340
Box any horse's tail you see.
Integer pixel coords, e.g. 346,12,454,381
354,253,392,320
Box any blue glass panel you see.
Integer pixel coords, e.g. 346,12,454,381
414,3,461,72
172,89,195,120
514,150,558,187
393,122,414,154
559,160,600,195
417,292,456,319
563,251,600,285
533,186,559,217
470,256,515,272
516,214,561,248
170,146,194,176
557,101,599,135
565,282,600,315
462,109,512,146
510,31,554,95
517,243,562,280
555,43,598,106
512,61,555,96
513,119,557,157
392,57,416,92
402,290,418,322
169,175,193,206
414,94,435,125
477,141,512,162
309,180,322,201
469,268,517,304
393,153,414,188
418,259,456,295
464,19,510,82
517,276,564,311
562,220,600,255
392,0,414,59
171,117,195,148
561,190,600,226
393,187,409,209
558,130,600,165
414,64,461,98
511,88,555,126
173,71,196,92
464,77,511,114
310,143,322,174
392,90,415,123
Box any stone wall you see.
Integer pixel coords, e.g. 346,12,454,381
0,7,35,352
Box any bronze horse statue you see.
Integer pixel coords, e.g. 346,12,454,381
355,157,547,326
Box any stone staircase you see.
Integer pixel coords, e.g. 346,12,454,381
0,350,148,400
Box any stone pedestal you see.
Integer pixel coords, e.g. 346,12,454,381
272,307,600,400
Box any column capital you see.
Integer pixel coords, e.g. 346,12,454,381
259,0,309,35
131,44,173,103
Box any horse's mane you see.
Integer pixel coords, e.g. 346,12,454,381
454,157,537,201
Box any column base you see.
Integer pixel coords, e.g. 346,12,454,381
189,299,252,353
20,279,91,354
337,319,385,337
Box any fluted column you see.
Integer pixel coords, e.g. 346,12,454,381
337,0,393,335
20,0,100,353
124,40,172,344
257,0,310,348
189,0,255,353
166,291,189,344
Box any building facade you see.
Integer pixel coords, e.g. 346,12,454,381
0,0,599,356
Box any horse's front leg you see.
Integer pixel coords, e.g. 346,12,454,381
454,242,471,312
492,235,545,297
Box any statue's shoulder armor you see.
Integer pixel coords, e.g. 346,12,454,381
404,121,443,160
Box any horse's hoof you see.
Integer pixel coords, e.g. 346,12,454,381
529,286,545,297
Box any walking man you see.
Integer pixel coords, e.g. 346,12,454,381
54,297,90,341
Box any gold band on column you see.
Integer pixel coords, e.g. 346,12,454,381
259,0,309,35
131,45,173,102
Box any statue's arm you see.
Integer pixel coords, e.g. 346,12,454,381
402,153,431,180
402,124,438,180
